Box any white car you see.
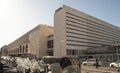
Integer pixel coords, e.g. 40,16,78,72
82,59,101,66
109,60,120,68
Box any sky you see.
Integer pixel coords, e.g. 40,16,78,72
0,0,120,48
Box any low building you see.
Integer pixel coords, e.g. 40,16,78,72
7,25,53,58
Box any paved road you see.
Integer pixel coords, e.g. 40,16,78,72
81,66,119,73
82,70,111,73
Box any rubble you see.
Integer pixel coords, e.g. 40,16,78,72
0,56,81,73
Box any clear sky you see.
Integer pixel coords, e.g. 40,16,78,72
0,0,120,48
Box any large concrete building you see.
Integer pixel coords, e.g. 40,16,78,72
7,25,53,58
54,5,120,57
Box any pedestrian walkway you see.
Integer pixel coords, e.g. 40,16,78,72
81,66,119,73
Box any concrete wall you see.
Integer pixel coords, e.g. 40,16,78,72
38,25,54,57
54,7,66,56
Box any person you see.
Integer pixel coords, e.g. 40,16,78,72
60,57,72,73
95,59,99,69
60,57,72,69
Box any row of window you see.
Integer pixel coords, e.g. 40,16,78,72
66,24,120,43
66,12,120,33
66,27,114,43
66,30,114,43
67,43,99,47
66,35,112,45
66,48,120,56
66,39,110,46
67,49,87,55
66,18,120,40
66,15,120,36
16,44,28,54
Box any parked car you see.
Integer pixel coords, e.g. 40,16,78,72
82,59,101,66
109,60,120,68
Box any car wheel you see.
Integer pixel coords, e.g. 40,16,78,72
83,63,86,66
111,65,115,68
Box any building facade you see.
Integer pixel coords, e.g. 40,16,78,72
5,5,120,61
1,45,8,56
7,25,53,58
54,5,120,56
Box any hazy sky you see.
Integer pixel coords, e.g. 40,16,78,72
0,0,120,48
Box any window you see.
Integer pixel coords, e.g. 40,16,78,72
67,49,75,55
47,40,53,48
26,44,28,48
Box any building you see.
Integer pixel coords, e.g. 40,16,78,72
1,45,8,56
7,25,53,58
54,5,120,57
5,5,120,61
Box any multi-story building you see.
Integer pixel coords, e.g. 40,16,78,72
7,25,53,58
54,5,120,57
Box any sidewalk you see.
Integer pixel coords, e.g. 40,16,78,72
81,66,119,73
